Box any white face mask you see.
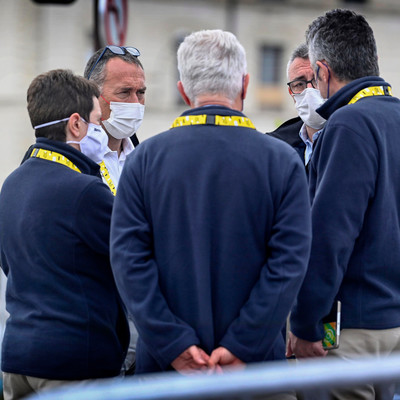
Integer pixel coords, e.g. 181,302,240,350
67,121,108,163
102,102,145,140
293,88,326,130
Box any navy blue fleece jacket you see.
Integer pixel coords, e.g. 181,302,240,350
291,77,400,341
110,105,311,373
0,138,129,379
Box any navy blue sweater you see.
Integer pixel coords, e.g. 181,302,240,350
110,105,311,373
0,138,129,379
291,77,400,341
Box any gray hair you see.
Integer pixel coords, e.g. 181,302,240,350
84,48,144,92
286,43,309,79
306,9,379,82
177,29,247,103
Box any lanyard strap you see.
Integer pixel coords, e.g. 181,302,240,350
99,161,116,196
30,148,117,196
348,85,392,105
170,114,256,130
30,148,81,173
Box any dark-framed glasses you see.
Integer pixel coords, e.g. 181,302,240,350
87,45,141,79
287,78,316,94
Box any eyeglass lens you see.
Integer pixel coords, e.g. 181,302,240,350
289,79,316,94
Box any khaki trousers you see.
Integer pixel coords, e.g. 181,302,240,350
2,372,110,400
325,327,400,400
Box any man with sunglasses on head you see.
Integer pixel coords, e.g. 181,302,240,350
84,45,146,375
0,69,129,400
84,45,146,193
267,43,326,167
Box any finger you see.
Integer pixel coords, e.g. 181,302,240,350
208,351,221,366
190,346,208,366
314,346,328,357
286,338,294,358
198,348,210,362
207,356,216,369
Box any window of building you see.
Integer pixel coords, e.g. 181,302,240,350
260,45,282,84
257,44,284,109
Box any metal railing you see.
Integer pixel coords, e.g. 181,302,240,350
25,353,400,400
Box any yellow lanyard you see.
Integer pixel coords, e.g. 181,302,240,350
99,161,116,196
170,114,256,130
30,148,81,173
30,148,117,196
348,85,392,105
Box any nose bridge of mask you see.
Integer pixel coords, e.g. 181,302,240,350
110,102,145,119
103,102,145,139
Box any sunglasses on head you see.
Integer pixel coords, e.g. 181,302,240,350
87,45,141,79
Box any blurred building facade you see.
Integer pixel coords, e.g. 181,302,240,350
1,0,400,184
1,0,400,347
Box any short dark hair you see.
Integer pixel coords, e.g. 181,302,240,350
306,9,379,81
84,47,144,91
287,43,308,78
27,69,100,142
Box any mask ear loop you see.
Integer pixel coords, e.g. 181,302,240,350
100,95,111,122
100,94,110,104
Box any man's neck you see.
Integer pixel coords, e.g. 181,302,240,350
327,76,349,99
194,94,242,111
107,134,123,157
305,125,319,142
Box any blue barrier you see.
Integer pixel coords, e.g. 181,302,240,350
25,353,400,400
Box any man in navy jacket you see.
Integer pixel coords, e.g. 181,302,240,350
110,29,311,377
288,9,400,399
0,69,129,399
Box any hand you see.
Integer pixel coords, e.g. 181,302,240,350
208,347,245,373
171,345,209,375
286,331,327,358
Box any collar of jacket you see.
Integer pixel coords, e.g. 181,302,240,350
316,76,390,121
181,104,247,119
32,137,101,176
267,117,304,147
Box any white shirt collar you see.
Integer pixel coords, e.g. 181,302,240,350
104,137,134,160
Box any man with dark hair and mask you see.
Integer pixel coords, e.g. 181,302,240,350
288,9,400,399
83,45,146,193
267,43,326,167
17,47,145,377
0,69,129,400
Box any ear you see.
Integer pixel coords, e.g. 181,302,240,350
288,86,295,102
316,60,330,84
241,73,250,100
177,81,191,106
66,113,83,140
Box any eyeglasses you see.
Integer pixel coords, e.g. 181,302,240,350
287,78,316,94
87,45,141,79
